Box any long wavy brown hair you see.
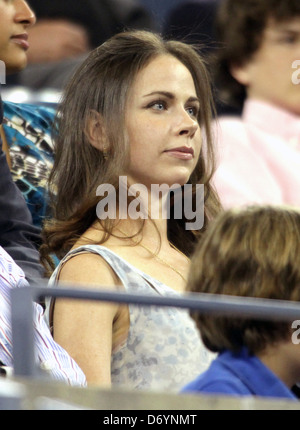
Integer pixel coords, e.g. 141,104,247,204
40,30,221,275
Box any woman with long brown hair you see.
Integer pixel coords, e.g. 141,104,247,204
41,30,221,391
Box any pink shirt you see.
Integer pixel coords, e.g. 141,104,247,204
213,99,300,208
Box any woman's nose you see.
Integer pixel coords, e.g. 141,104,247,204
177,110,199,138
15,0,37,28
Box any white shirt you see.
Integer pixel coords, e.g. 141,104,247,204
0,246,86,386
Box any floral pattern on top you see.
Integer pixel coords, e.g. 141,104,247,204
46,244,215,392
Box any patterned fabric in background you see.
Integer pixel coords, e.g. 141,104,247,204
3,101,55,227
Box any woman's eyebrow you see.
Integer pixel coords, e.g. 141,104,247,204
143,91,175,99
143,91,200,103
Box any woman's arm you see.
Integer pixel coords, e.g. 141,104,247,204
52,252,124,387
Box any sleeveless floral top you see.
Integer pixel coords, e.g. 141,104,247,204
46,245,214,392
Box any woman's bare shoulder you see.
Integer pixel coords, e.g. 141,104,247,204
58,250,121,289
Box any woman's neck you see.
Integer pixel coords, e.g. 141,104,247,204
117,217,169,247
117,179,171,241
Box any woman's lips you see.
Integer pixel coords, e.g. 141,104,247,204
164,147,194,160
11,34,29,50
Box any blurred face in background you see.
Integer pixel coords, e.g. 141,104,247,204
231,17,300,116
0,0,36,73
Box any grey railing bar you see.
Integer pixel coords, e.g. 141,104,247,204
34,285,300,322
10,284,300,380
10,287,37,379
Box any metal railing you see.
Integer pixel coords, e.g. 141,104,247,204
9,282,300,380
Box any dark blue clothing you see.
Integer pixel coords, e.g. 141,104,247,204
182,347,297,400
0,94,44,283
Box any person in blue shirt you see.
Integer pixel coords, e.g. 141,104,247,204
182,205,300,400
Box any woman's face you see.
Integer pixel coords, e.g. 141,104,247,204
124,54,202,190
0,0,36,73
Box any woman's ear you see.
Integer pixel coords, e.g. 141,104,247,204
84,110,109,152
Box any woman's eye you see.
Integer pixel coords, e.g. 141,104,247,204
186,106,199,117
154,102,165,110
153,102,166,110
147,100,167,111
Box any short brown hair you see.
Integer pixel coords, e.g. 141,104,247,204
213,0,300,109
188,206,300,354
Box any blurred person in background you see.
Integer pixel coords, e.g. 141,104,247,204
7,0,156,90
0,0,46,281
0,0,86,387
211,0,300,209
